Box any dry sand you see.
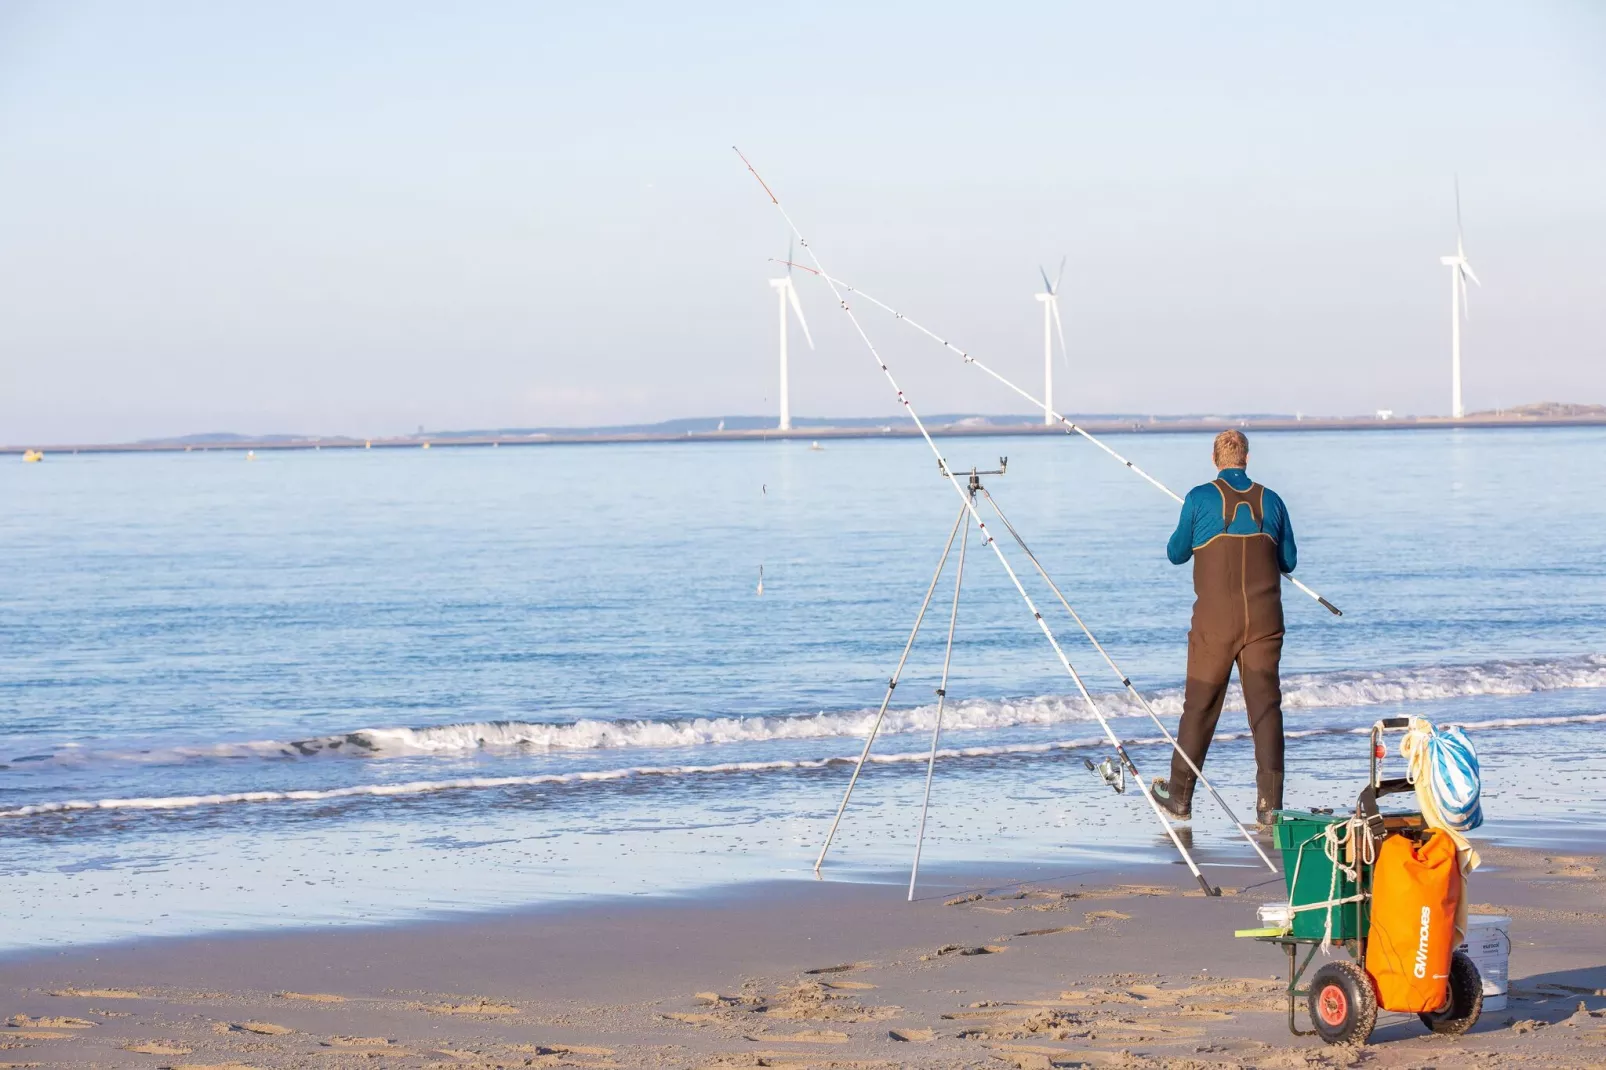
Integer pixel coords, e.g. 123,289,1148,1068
0,844,1601,1068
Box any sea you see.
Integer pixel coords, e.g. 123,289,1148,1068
2,427,1603,952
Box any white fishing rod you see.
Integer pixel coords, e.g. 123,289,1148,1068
736,148,1222,896
772,260,1343,618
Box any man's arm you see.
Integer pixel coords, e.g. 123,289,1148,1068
1269,491,1297,573
1167,492,1198,565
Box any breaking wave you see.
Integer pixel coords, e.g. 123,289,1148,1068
3,712,1601,821
22,653,1605,767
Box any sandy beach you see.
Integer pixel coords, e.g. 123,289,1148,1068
2,842,1600,1069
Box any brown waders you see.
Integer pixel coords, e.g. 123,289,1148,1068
1162,480,1285,823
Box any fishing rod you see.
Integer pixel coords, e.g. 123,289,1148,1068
736,148,1222,896
771,259,1343,618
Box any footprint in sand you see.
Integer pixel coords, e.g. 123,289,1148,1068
214,1021,294,1035
1083,910,1131,923
923,944,1007,960
417,1000,519,1015
1014,925,1087,937
7,1016,94,1029
803,963,868,975
821,981,877,990
745,1029,850,1043
324,1036,396,1047
944,893,983,906
122,1041,193,1055
1545,855,1601,877
888,1027,934,1042
48,988,142,999
273,992,346,1003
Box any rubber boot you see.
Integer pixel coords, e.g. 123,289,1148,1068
1256,771,1284,827
1151,775,1194,822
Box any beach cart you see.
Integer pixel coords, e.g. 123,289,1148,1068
1240,717,1483,1045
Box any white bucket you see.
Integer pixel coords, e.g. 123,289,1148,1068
1458,914,1510,1012
1257,901,1293,930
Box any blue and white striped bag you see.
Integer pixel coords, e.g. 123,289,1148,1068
1404,720,1484,832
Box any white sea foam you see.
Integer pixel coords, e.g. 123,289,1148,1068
126,653,1606,762
14,654,1605,769
3,712,1601,821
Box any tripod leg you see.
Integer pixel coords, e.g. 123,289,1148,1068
815,504,968,874
909,515,968,900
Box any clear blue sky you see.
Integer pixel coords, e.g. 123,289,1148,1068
1,1,1602,443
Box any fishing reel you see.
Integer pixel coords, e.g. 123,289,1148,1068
1083,755,1126,794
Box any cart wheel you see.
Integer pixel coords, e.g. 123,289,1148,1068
1308,960,1378,1045
1419,950,1483,1035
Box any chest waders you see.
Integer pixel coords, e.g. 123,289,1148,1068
1165,480,1286,821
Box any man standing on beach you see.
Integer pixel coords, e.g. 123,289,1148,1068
1152,429,1296,827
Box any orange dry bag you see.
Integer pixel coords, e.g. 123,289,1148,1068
1365,829,1461,1013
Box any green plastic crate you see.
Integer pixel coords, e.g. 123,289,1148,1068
1271,810,1368,941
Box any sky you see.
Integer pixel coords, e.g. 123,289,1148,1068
0,1,1602,444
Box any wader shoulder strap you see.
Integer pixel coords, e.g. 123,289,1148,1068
1211,480,1266,532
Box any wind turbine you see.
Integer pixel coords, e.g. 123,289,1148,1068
1034,257,1067,426
770,248,814,431
1440,179,1481,419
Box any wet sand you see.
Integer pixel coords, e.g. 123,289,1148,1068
1,844,1602,1068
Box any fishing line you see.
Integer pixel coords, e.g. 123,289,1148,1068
771,259,1343,617
736,148,1221,895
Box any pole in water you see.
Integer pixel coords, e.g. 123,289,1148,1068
768,259,1342,617
738,149,1220,893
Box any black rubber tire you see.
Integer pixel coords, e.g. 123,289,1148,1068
1308,959,1378,1045
1419,950,1483,1035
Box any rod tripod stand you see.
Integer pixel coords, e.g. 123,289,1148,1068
813,460,1278,901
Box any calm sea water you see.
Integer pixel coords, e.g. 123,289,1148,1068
2,428,1603,950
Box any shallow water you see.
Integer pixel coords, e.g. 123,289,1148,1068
2,428,1603,950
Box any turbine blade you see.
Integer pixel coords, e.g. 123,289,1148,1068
787,281,815,349
1051,297,1067,357
787,238,794,276
1054,254,1066,293
1461,260,1481,287
1458,269,1470,319
1039,265,1053,294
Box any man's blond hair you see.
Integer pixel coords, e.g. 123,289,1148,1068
1212,429,1248,469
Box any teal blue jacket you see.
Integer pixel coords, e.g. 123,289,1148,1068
1167,468,1297,573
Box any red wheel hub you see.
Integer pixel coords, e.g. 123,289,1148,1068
1317,983,1349,1027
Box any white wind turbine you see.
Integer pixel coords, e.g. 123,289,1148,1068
1034,257,1067,426
1440,179,1481,419
770,249,814,431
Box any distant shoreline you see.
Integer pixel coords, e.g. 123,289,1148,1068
6,412,1606,455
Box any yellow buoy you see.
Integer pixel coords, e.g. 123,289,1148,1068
421,441,431,449
23,449,44,463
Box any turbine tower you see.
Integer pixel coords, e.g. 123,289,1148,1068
1439,179,1481,419
770,253,814,431
1034,258,1067,426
